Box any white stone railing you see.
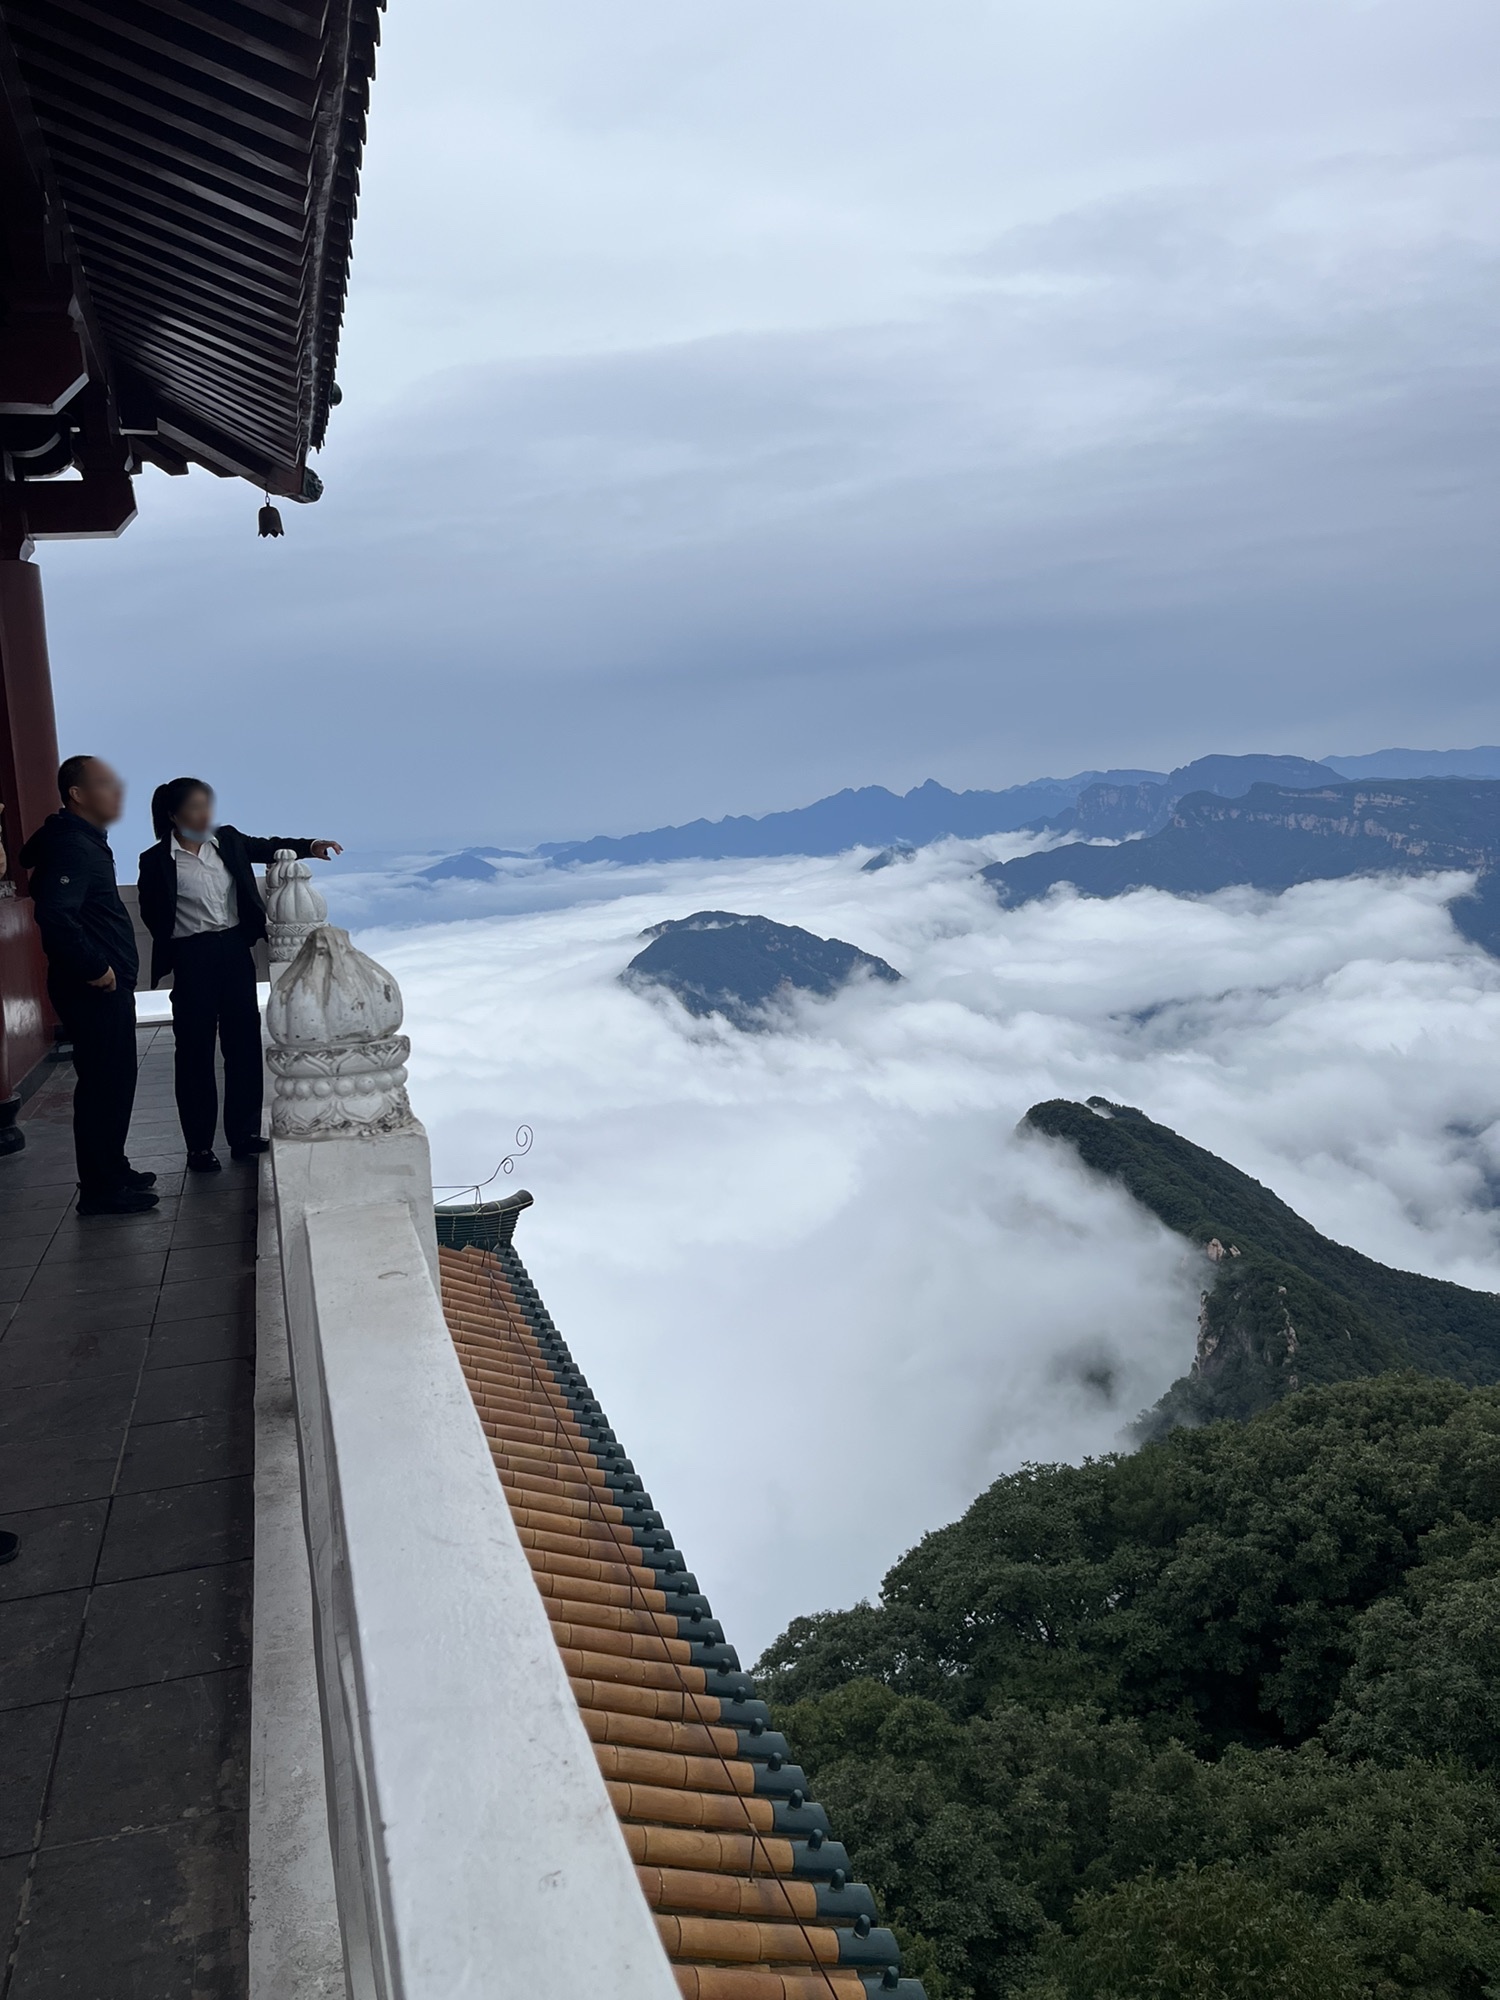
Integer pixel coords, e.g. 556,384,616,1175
254,923,678,2000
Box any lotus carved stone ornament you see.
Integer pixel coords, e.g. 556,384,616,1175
265,848,329,964
266,926,416,1138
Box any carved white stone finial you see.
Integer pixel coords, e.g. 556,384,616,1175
266,926,415,1139
265,847,329,966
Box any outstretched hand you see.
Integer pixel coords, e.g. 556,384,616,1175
309,840,343,860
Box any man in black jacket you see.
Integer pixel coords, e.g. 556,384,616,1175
19,755,156,1215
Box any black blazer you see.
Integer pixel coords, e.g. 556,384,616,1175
137,826,314,988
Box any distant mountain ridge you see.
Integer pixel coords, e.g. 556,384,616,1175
1326,746,1500,780
531,748,1500,868
1024,1096,1500,1431
1043,754,1340,840
984,777,1500,953
539,772,1163,867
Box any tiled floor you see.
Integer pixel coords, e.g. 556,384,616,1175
0,1027,255,1999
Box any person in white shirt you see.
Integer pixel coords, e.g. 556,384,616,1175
137,778,341,1171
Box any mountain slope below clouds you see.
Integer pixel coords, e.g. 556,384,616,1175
986,778,1500,954
623,910,901,1029
1024,1096,1500,1430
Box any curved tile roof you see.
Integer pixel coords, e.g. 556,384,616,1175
0,0,380,495
437,1233,927,2000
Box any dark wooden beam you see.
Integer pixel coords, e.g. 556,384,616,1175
0,304,88,415
0,471,136,539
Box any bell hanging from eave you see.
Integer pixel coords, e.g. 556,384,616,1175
257,498,284,538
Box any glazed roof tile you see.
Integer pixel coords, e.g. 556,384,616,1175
437,1231,926,2000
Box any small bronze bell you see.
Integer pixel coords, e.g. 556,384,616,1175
257,499,284,538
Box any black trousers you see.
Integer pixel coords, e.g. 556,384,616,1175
48,973,139,1196
169,929,264,1153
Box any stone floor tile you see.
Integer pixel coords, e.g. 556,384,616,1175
0,1591,88,1710
72,1562,252,1695
43,1671,248,1844
0,1322,150,1392
0,1229,52,1273
131,1360,252,1428
0,1850,29,1962
25,1251,169,1298
0,1701,62,1854
97,1478,253,1584
143,1315,254,1371
0,1501,109,1602
166,1208,257,1252
152,1274,254,1325
0,1373,139,1449
163,1242,255,1286
0,1428,125,1512
116,1410,253,1493
5,1287,161,1340
8,1812,249,2000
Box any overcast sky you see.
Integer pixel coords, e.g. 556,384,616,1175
39,0,1500,858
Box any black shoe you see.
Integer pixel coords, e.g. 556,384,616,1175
187,1150,222,1174
0,1532,18,1566
230,1137,270,1160
122,1167,157,1190
77,1187,160,1216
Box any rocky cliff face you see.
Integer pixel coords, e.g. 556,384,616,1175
1032,754,1341,839
1175,781,1500,867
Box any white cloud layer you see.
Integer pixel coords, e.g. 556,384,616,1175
352,850,1500,1658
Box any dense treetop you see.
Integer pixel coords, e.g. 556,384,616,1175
759,1376,1500,1998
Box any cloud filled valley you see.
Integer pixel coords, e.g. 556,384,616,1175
352,845,1500,1658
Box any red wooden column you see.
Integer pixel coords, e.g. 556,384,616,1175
0,548,60,1102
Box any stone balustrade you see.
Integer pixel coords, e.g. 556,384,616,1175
254,919,676,2000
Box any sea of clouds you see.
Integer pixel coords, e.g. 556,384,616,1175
338,843,1500,1660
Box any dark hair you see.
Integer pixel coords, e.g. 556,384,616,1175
151,777,213,843
57,754,96,804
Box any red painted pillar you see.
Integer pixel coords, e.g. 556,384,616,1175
0,552,60,1101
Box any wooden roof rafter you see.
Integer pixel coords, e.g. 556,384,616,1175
0,0,382,542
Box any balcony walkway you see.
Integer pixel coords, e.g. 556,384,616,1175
0,1025,255,1999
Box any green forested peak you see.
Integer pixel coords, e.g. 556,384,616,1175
1023,1096,1500,1427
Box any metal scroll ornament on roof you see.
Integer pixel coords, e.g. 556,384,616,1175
434,1126,535,1210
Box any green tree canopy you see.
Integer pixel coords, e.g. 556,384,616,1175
759,1377,1500,1998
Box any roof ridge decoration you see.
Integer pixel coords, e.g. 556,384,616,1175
437,1226,928,2000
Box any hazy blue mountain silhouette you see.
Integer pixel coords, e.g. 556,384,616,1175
540,773,1164,866
1325,747,1500,780
509,747,1500,870
419,849,501,882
